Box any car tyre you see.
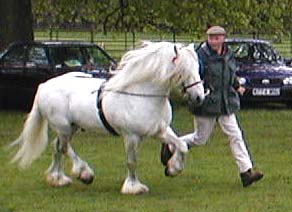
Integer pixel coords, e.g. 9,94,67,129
0,94,3,109
286,102,292,109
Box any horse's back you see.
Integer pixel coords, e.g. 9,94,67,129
36,72,106,131
42,72,104,92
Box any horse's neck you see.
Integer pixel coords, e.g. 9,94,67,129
122,81,170,96
105,68,172,96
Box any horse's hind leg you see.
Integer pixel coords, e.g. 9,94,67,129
66,144,94,184
45,135,72,187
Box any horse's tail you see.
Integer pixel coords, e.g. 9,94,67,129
9,85,48,169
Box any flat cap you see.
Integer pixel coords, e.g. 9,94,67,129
206,26,226,35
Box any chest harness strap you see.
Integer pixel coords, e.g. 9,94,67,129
97,85,119,136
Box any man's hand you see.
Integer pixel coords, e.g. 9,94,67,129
237,86,246,95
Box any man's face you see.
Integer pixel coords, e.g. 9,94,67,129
207,34,225,51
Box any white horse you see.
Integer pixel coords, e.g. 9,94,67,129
10,41,204,195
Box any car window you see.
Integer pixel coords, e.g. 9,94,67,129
49,47,84,67
48,45,113,70
253,43,277,62
230,43,250,59
227,42,279,64
27,46,49,65
81,46,112,68
2,45,26,65
63,47,83,67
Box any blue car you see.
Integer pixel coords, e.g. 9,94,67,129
225,38,292,107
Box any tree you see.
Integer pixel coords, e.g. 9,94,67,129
0,0,34,50
30,0,292,41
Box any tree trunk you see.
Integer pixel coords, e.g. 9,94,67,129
0,0,34,51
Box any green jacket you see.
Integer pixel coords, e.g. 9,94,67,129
189,42,240,116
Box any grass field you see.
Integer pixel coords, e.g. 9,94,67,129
1,103,292,212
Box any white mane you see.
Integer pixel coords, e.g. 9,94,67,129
175,43,200,82
105,42,187,91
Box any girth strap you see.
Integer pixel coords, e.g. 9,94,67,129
97,85,119,136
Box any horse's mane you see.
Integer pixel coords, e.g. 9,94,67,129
105,41,182,91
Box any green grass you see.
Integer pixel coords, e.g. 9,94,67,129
1,104,292,212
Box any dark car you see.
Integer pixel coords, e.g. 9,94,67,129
225,38,292,107
0,41,116,109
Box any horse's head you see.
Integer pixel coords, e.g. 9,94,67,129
105,41,205,104
173,43,205,106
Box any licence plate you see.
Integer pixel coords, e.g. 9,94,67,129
252,88,280,96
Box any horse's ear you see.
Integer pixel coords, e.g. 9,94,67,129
141,40,152,47
172,45,179,64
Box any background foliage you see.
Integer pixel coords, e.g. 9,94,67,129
32,0,292,39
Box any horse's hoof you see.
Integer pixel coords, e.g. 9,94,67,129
164,167,171,177
78,171,94,185
78,175,94,185
46,174,73,187
79,176,94,185
120,178,150,195
160,143,173,166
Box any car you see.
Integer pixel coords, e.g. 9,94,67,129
0,41,117,109
225,38,292,107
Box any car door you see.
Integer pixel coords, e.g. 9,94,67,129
0,44,26,108
22,45,52,108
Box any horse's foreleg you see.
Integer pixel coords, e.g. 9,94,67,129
120,134,149,195
160,126,188,153
159,126,187,177
67,144,94,184
45,137,72,187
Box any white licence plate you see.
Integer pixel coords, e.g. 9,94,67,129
252,88,280,96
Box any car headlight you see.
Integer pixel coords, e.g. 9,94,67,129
283,77,292,85
238,77,246,85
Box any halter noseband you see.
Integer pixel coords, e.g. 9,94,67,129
182,80,203,93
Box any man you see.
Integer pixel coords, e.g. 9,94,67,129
161,26,263,187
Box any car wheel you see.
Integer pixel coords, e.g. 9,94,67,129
0,94,3,109
286,102,292,109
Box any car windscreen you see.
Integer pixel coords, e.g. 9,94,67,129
227,42,280,64
1,45,26,66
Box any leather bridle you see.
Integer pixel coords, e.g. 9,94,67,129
182,80,203,93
